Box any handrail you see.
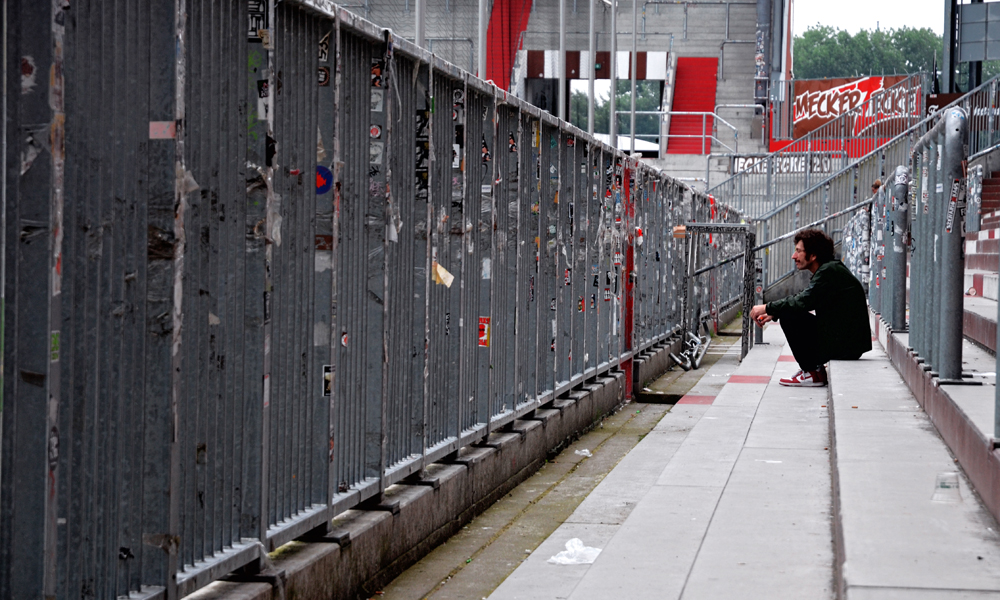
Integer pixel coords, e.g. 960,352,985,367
708,73,926,214
618,109,739,153
755,73,1000,222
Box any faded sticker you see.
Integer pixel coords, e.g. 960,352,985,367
482,257,491,279
323,365,332,396
478,317,490,347
149,121,176,140
370,141,384,165
371,88,384,112
318,31,331,62
50,330,60,363
248,0,269,41
318,66,330,86
316,165,333,194
452,143,461,169
20,135,41,175
21,56,37,95
257,80,269,121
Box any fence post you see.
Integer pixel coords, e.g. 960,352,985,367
886,165,909,331
938,108,969,381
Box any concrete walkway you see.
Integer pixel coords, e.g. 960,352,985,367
488,326,1000,600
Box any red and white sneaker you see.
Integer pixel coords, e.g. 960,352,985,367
779,367,827,387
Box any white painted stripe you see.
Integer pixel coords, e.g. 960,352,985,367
579,50,592,79
544,50,559,78
647,51,668,79
616,51,630,77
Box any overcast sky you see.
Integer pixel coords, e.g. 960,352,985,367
794,0,945,36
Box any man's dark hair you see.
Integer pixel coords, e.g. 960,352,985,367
794,228,835,264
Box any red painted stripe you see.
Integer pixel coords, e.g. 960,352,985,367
677,395,715,405
728,375,771,384
777,355,798,362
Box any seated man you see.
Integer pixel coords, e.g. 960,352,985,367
748,228,871,387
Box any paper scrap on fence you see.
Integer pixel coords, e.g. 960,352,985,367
432,262,455,288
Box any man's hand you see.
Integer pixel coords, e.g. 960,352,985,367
749,304,772,327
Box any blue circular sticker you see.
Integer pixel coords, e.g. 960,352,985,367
316,165,333,195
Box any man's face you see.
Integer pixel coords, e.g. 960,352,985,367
792,241,816,271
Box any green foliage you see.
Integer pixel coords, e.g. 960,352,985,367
569,80,663,139
793,25,942,79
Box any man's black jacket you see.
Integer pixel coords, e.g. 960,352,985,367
765,260,872,360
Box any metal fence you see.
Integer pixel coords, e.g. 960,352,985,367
743,72,1000,292
903,109,969,382
1,2,746,598
710,74,926,217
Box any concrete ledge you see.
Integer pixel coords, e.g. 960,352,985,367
187,371,627,600
871,310,1000,531
632,335,684,396
964,300,998,353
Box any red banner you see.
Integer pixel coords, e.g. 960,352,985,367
792,76,909,138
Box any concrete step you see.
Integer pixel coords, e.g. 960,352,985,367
963,294,997,353
964,269,998,300
828,346,1000,597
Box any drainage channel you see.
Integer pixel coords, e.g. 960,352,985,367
371,322,743,600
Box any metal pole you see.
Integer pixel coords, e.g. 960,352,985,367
928,140,940,370
630,0,638,154
938,108,969,380
416,0,426,46
886,165,909,331
478,0,487,78
559,0,567,120
588,0,596,134
610,0,618,145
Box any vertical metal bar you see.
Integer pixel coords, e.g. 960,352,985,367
609,0,617,144
558,0,566,121
415,0,425,46
629,0,637,154
886,165,909,331
938,108,969,380
587,0,595,135
928,139,941,370
477,0,486,79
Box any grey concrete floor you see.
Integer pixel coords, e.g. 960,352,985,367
374,330,742,600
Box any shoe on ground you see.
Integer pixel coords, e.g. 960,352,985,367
779,367,827,387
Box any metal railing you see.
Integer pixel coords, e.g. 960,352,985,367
710,74,926,217
744,73,1000,291
617,110,739,154
1,2,747,598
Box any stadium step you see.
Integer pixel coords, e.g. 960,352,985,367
666,57,719,155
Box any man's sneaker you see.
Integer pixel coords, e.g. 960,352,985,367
779,367,827,387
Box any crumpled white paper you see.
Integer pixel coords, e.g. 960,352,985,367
547,538,601,565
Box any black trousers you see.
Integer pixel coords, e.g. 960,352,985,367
777,309,860,372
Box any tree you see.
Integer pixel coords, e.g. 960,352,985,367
793,25,942,79
568,80,663,139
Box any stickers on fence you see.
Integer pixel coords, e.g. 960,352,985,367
478,317,490,347
248,0,269,42
318,31,330,62
945,178,962,234
317,165,333,195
